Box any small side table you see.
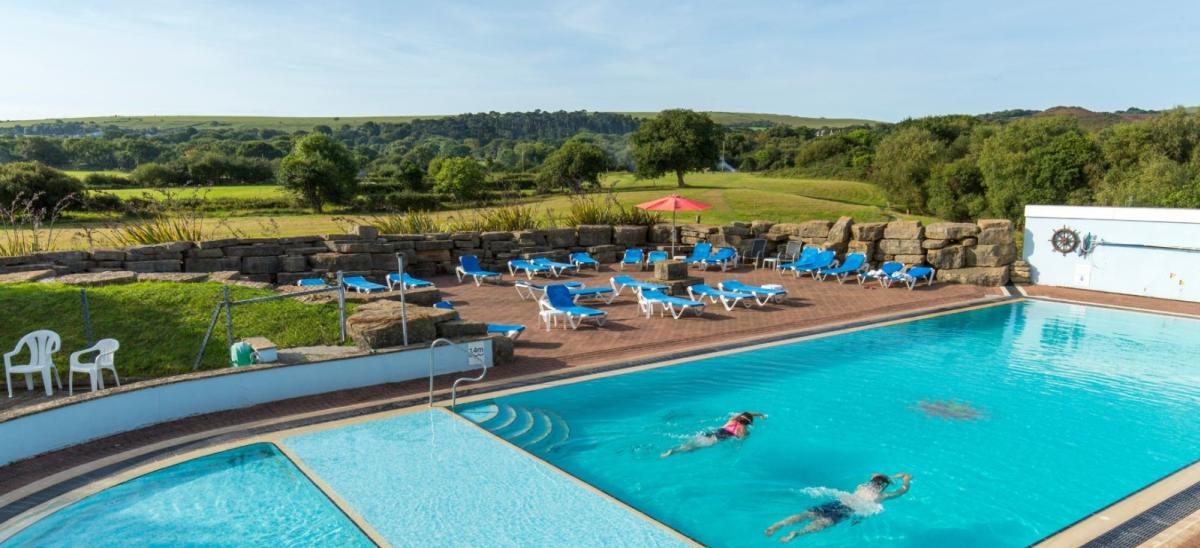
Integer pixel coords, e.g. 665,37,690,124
761,257,780,271
539,309,565,331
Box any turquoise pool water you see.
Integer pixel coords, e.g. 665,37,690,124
462,301,1200,547
281,410,683,547
0,443,369,547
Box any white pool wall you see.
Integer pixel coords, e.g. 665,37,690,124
1024,205,1200,302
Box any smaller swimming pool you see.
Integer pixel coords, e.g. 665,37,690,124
0,443,370,547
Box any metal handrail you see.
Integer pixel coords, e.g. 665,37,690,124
426,337,489,408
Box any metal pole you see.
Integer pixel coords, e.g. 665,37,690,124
80,288,93,346
336,271,346,343
193,302,224,371
397,253,409,346
223,285,234,350
671,209,677,256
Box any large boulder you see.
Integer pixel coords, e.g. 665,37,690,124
851,222,888,241
750,220,775,235
346,301,457,349
613,225,648,247
489,333,514,365
925,222,980,241
309,253,372,271
977,219,1015,245
0,269,55,284
543,228,576,248
926,245,966,270
768,223,802,236
883,220,923,240
878,239,923,255
799,220,833,238
826,216,853,247
937,266,1010,286
56,271,138,287
436,320,488,339
967,243,1017,267
138,272,210,283
649,224,678,244
577,225,612,246
654,260,688,281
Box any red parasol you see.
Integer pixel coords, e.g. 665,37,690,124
636,194,712,255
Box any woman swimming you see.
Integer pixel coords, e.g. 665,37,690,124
765,473,912,542
661,411,767,458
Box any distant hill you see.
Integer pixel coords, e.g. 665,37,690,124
979,106,1163,130
0,111,880,132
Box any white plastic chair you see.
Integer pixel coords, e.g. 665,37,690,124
4,330,63,398
68,339,120,395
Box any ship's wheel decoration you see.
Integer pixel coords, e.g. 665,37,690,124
1050,226,1081,255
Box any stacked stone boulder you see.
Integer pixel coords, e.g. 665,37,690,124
0,219,1022,287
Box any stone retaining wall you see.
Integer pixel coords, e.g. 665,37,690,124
0,218,1018,286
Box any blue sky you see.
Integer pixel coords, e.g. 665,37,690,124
2,0,1197,122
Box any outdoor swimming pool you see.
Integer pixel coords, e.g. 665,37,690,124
0,443,370,547
462,300,1200,546
4,299,1198,546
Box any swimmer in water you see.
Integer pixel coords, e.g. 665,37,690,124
660,411,767,458
764,473,911,542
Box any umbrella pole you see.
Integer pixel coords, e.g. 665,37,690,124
671,209,677,256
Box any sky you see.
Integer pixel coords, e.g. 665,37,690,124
1,0,1198,122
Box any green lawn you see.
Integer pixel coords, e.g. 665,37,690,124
0,282,352,380
101,185,288,200
64,169,131,181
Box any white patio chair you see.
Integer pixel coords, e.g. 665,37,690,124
4,330,63,398
68,338,121,395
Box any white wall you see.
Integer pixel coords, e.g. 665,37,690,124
0,340,491,467
1024,205,1200,302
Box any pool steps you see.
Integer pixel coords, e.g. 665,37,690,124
463,403,572,453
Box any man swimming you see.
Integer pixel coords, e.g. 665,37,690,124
764,472,911,542
660,411,767,458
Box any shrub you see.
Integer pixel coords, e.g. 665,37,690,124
82,172,135,188
0,161,83,210
444,204,542,232
130,162,188,187
361,210,442,234
559,195,663,226
82,191,124,212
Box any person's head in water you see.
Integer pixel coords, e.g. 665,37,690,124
735,412,755,425
867,474,893,491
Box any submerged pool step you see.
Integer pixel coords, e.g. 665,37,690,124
464,404,572,453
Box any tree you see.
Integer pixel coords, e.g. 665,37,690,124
630,109,722,187
431,157,487,201
16,137,68,166
871,127,945,213
277,133,358,213
0,162,82,210
537,139,613,192
978,117,1098,219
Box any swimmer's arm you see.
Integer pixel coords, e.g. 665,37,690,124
881,473,912,501
746,412,768,418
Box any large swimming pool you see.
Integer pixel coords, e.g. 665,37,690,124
461,300,1200,546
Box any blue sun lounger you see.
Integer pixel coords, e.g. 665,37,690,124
515,280,583,300
646,250,669,265
682,242,713,265
718,280,787,306
532,257,576,276
687,284,755,311
900,266,936,290
343,276,387,293
456,255,501,286
619,249,644,270
296,278,328,288
509,259,554,279
433,301,455,310
815,253,867,283
698,246,738,271
784,250,835,278
777,247,819,275
857,261,905,287
610,275,669,297
638,290,705,319
569,286,616,304
569,251,600,271
487,323,526,340
541,284,607,330
386,272,434,291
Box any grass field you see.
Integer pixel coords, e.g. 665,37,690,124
1,112,879,132
64,169,130,181
102,185,288,200
13,173,932,249
0,282,352,380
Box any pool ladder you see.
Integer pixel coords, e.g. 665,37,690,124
427,338,489,408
